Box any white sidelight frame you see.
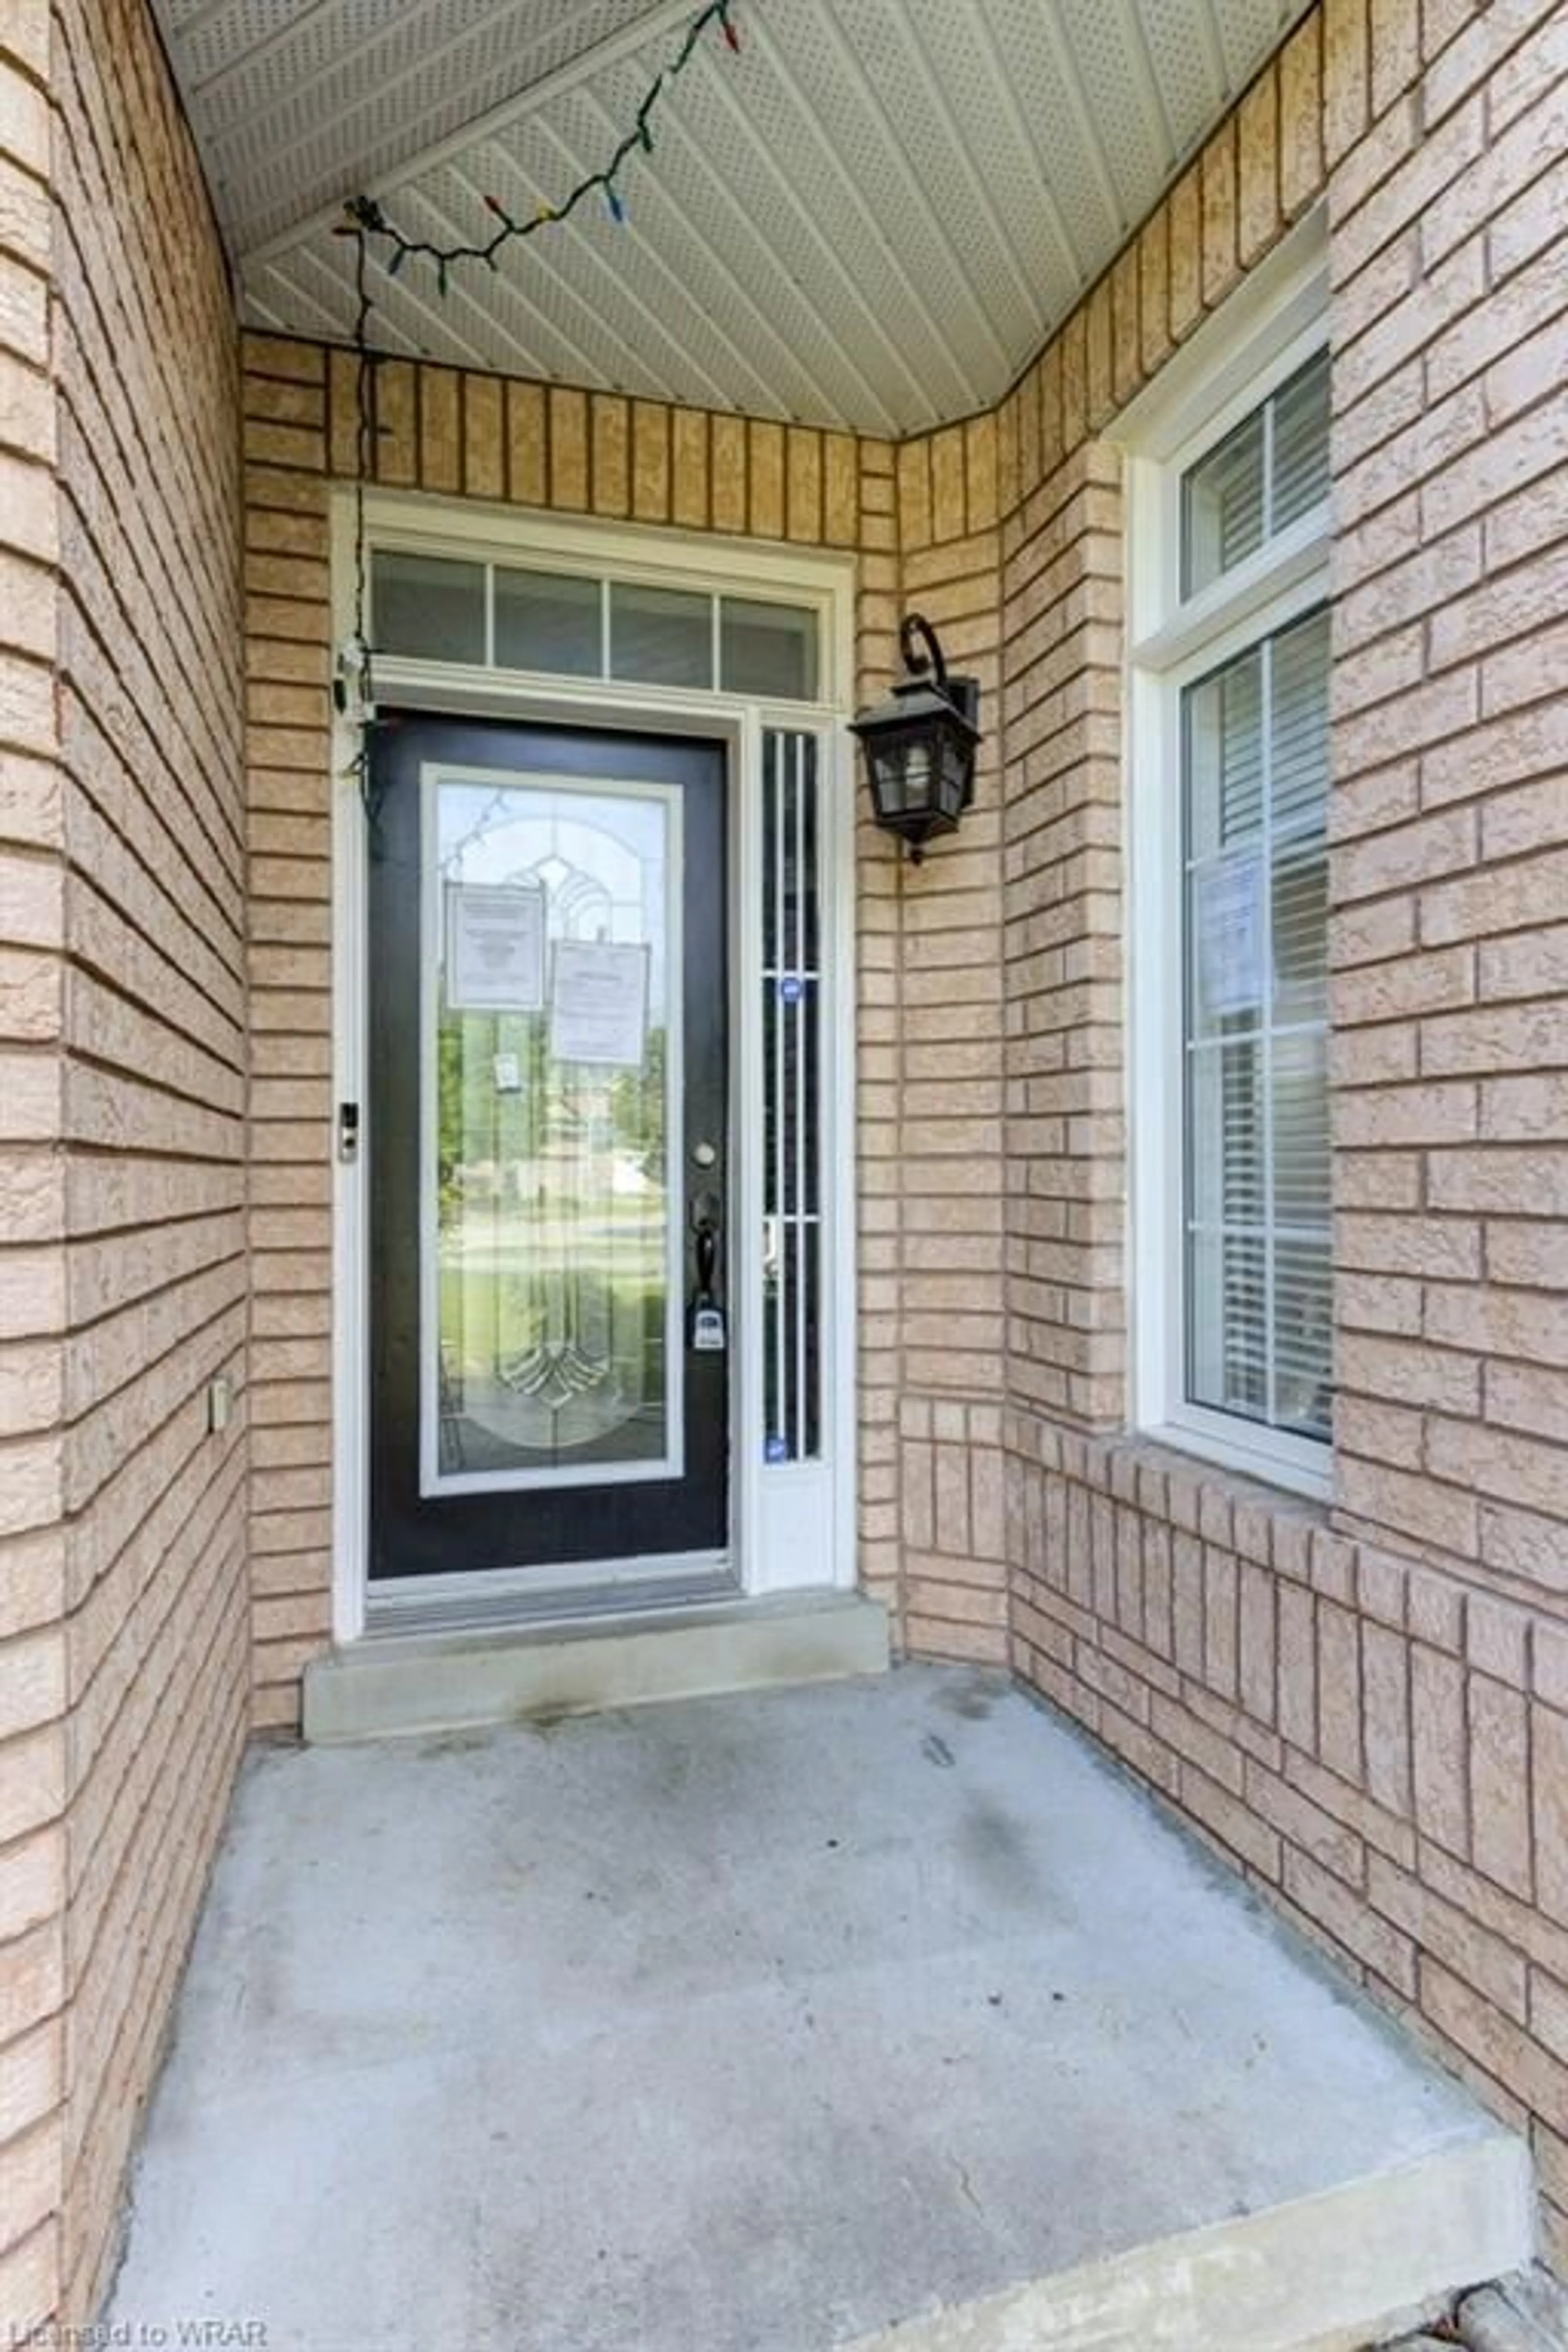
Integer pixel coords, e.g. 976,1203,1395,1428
1114,207,1332,1500
329,492,859,1640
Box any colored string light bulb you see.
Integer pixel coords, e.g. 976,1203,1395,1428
345,0,741,290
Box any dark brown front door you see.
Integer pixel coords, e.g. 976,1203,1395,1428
368,714,729,1581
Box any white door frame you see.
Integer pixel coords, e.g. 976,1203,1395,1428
328,491,859,1642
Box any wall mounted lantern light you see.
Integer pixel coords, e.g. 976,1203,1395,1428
849,612,982,862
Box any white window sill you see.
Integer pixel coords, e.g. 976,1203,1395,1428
1141,1418,1332,1506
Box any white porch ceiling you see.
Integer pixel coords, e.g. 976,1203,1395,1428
154,0,1310,436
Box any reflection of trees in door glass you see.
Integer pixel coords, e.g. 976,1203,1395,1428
432,780,672,1476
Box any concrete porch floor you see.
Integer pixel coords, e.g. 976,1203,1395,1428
107,1666,1531,2352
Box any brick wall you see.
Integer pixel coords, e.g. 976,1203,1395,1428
993,0,1568,2265
240,341,904,1724
1000,436,1126,1435
880,425,1009,1660
243,337,336,1732
4,0,1564,2319
0,0,249,2324
0,3,67,2328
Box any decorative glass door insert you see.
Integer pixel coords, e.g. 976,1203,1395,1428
424,770,683,1495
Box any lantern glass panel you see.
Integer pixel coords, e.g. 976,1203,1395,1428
899,739,932,813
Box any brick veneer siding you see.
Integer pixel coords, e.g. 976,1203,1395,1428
0,0,1561,2321
150,0,1568,2285
0,0,248,2325
984,0,1568,2265
241,343,904,1723
0,4,66,2326
883,431,1009,1662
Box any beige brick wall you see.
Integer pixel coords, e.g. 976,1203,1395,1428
0,0,249,2323
5,0,1565,2320
1000,437,1126,1434
0,4,67,2328
993,0,1568,2265
244,336,335,1729
878,431,1009,1662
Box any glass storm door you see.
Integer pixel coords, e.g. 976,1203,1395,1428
368,717,728,1581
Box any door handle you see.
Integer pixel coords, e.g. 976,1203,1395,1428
688,1191,725,1352
690,1188,721,1298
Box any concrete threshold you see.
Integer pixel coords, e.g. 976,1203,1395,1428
303,1587,890,1742
109,1667,1532,2352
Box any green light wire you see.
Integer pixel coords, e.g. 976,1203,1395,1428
338,0,742,285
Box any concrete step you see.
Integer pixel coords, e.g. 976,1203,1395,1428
303,1587,890,1742
842,2136,1531,2352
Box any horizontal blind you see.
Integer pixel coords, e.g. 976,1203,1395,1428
1183,605,1331,1442
1181,348,1330,597
1270,350,1330,533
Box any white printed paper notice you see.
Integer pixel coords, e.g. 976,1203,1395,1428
447,882,546,1012
1196,850,1263,1020
550,939,649,1069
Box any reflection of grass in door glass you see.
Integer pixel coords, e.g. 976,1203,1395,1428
436,1010,548,1226
434,1001,671,1427
439,1271,667,1377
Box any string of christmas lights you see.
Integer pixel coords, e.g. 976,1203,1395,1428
335,0,746,837
336,0,742,290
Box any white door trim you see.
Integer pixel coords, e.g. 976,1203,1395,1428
328,490,859,1642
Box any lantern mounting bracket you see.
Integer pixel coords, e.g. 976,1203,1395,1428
898,612,980,738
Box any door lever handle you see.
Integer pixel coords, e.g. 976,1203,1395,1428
694,1217,717,1298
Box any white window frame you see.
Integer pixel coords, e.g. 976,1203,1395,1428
1114,209,1332,1500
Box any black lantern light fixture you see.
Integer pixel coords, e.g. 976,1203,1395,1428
849,612,982,862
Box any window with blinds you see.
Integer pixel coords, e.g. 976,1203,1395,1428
1181,349,1330,596
1127,242,1331,1488
1182,607,1331,1442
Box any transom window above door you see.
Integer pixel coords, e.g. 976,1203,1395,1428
372,548,821,704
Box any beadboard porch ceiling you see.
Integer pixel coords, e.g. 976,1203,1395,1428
153,0,1310,436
